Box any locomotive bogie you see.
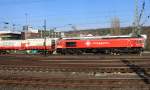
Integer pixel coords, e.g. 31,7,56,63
56,47,143,55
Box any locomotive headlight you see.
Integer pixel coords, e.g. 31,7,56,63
56,43,62,48
57,45,62,48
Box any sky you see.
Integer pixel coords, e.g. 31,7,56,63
0,0,150,31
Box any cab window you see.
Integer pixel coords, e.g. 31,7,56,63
66,42,76,47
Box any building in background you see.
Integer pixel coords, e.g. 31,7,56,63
38,29,64,38
0,23,65,40
22,25,39,39
0,31,21,40
22,25,65,39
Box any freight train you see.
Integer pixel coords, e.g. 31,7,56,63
0,38,58,54
0,35,147,55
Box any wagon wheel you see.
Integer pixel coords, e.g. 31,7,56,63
111,49,121,56
76,50,83,55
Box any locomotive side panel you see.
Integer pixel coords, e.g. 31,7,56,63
56,37,145,55
56,38,144,48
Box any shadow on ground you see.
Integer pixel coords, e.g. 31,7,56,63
121,59,150,84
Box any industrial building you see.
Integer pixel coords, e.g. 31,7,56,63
0,25,64,40
23,25,64,39
0,31,22,40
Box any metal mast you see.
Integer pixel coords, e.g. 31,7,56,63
44,19,47,32
133,0,140,36
24,13,28,40
135,0,139,28
25,13,28,26
133,0,145,36
43,19,47,56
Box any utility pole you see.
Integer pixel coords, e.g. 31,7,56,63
44,19,47,32
132,0,140,36
43,19,47,56
24,13,28,40
40,30,43,38
25,13,28,26
3,22,9,30
135,0,139,27
12,24,15,32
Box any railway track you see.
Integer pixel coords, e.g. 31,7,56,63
0,58,149,73
0,60,150,66
0,85,149,90
1,54,150,60
0,56,149,74
0,65,149,73
0,75,149,87
0,55,149,62
0,55,149,89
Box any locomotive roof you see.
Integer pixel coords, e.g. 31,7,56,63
63,35,144,40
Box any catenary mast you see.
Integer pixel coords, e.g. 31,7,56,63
133,0,145,36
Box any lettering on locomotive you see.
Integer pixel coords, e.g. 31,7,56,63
92,42,110,45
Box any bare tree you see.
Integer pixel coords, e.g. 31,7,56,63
111,17,120,35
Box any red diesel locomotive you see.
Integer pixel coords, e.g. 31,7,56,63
56,35,146,55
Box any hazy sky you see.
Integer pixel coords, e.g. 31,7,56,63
0,0,150,31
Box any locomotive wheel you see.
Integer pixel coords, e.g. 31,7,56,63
61,50,67,55
67,49,75,55
56,49,65,55
134,51,143,56
0,50,8,55
111,49,121,56
76,50,83,55
105,49,111,54
48,51,53,55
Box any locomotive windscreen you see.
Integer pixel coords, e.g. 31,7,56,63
66,42,76,47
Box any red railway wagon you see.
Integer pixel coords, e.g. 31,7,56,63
56,36,145,55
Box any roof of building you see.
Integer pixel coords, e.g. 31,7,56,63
0,31,21,34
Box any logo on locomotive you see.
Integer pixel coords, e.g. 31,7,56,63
85,41,91,46
93,42,110,45
85,41,110,46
